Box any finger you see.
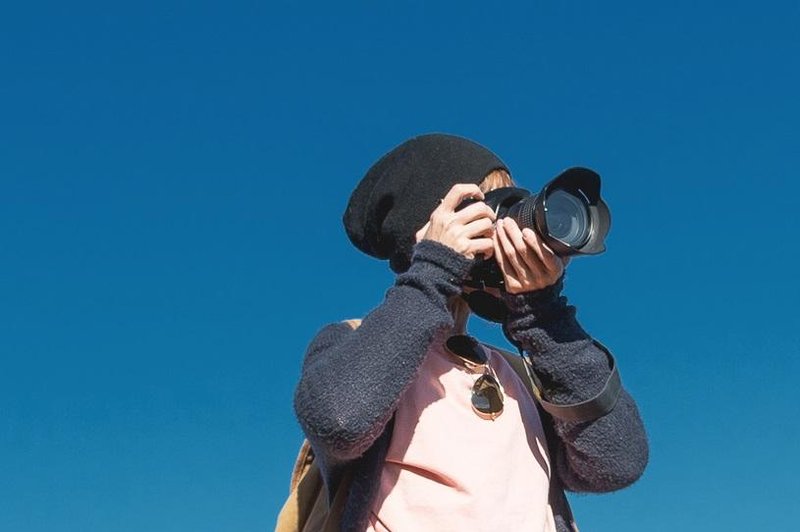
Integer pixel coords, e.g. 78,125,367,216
492,229,509,275
528,230,564,272
462,217,495,240
496,219,528,279
452,201,497,224
520,227,546,264
503,219,546,274
469,237,495,259
493,229,523,293
503,219,548,279
440,183,484,213
463,218,495,259
526,230,561,272
478,241,494,260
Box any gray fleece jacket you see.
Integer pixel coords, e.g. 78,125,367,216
294,239,648,531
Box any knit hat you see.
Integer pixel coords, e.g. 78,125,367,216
343,133,508,273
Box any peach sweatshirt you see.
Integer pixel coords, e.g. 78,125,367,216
366,339,556,532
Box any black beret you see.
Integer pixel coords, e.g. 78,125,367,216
343,133,508,273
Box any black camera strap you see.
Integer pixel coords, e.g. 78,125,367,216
486,340,622,423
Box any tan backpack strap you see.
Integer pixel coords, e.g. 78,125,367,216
289,440,316,492
486,343,579,532
277,438,327,532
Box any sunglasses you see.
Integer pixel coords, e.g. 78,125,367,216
445,334,505,420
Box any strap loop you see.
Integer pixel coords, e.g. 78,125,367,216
490,340,621,423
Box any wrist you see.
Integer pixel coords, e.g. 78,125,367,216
397,239,475,295
501,274,565,316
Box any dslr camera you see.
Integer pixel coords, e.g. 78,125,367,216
457,167,611,290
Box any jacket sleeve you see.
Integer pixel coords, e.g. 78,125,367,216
500,277,649,493
294,239,474,464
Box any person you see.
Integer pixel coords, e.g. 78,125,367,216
293,133,648,531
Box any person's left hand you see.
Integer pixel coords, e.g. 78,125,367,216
492,217,569,294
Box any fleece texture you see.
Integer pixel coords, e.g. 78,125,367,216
294,239,649,531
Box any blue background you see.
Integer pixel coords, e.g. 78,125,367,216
2,1,799,530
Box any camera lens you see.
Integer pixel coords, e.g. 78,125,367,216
544,189,591,247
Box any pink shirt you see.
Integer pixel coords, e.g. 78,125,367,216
366,337,556,532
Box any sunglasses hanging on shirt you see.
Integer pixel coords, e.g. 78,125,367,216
445,334,504,420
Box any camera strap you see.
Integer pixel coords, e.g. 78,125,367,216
459,291,622,422
515,340,622,423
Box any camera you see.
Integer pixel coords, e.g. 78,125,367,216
457,167,611,290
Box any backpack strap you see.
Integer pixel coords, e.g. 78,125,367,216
289,440,316,492
486,342,579,532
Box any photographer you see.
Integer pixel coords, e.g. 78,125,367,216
293,134,648,531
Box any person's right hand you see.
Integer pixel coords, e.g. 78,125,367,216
414,183,497,260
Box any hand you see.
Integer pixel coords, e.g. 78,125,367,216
415,183,497,260
492,217,569,294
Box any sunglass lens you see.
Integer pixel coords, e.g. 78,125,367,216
471,374,503,418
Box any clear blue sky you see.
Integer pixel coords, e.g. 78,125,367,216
2,1,799,530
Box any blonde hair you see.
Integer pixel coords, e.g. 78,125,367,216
448,168,515,325
479,168,515,193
